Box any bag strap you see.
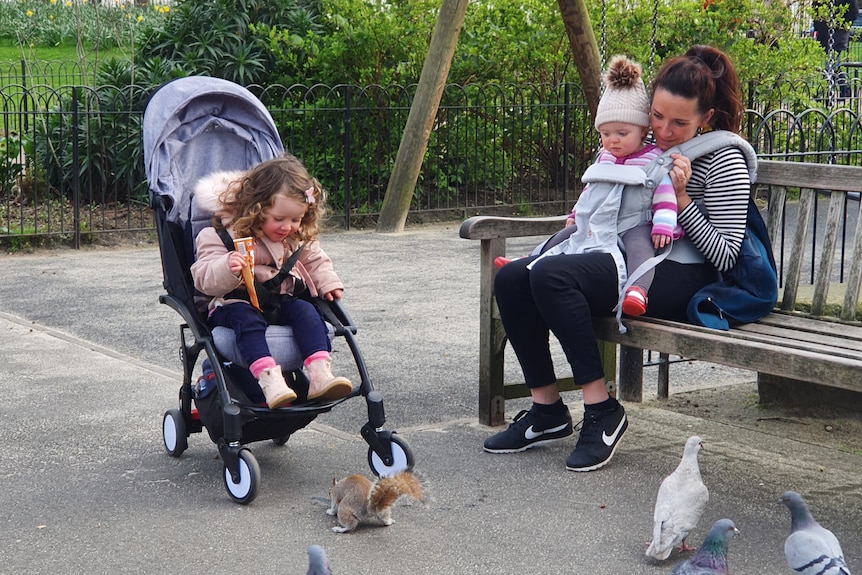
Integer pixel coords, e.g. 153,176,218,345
215,228,305,292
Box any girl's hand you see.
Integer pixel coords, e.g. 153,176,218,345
565,216,576,228
227,252,246,275
653,233,670,249
322,288,343,302
670,153,692,209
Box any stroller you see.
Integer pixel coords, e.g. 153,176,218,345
144,76,414,504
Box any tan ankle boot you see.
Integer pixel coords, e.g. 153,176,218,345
306,358,352,401
258,366,296,409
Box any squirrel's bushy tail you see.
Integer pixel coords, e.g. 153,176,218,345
367,471,424,512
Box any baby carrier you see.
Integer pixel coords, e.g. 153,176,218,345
144,76,414,504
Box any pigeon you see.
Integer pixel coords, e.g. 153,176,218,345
780,491,851,575
668,519,739,575
307,544,332,575
646,436,710,560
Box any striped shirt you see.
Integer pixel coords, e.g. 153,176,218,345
678,146,750,272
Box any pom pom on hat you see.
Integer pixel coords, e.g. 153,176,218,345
594,55,650,129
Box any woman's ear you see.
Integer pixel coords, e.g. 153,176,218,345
701,108,715,129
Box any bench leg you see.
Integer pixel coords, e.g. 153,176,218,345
599,341,617,398
657,352,669,399
479,238,506,426
618,345,643,402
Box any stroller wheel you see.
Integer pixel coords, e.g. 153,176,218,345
272,434,291,446
162,409,188,457
223,448,260,505
368,434,414,477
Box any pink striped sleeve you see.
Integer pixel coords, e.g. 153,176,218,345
651,174,682,239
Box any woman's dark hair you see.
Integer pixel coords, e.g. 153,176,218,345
650,45,743,134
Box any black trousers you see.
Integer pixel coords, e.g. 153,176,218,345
494,252,715,389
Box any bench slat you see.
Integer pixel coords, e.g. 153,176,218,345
593,317,862,394
757,160,862,192
843,201,862,321
781,187,815,310
754,312,862,338
812,190,847,315
744,312,862,342
733,322,862,357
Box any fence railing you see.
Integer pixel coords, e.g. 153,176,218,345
1,76,862,249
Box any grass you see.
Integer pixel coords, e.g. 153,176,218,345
0,39,128,88
0,39,127,62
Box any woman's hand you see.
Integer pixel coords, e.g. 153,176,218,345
670,153,692,210
322,288,343,302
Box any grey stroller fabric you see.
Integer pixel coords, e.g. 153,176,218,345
212,323,334,369
144,75,313,370
143,76,284,225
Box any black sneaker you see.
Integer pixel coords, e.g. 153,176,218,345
565,403,627,472
483,408,573,453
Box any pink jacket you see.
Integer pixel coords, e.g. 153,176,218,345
190,171,343,311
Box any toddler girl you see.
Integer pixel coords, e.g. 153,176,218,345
191,154,353,408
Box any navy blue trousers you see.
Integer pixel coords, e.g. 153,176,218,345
209,297,331,366
494,253,714,389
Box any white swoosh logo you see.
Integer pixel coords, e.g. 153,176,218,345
602,415,627,446
525,423,568,440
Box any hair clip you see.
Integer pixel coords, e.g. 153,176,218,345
304,186,316,204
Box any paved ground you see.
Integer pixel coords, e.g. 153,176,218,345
0,224,859,575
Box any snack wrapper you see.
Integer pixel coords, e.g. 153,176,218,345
233,236,262,312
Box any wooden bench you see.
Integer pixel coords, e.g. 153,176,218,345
460,160,862,426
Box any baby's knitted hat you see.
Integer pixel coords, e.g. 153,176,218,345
594,55,650,129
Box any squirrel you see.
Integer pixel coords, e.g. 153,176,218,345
326,471,424,533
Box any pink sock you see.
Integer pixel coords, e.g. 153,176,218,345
304,350,330,367
249,356,277,379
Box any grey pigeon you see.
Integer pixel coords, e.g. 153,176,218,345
668,518,739,575
307,544,332,575
780,491,851,575
647,436,710,560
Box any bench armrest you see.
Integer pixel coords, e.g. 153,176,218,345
459,215,567,241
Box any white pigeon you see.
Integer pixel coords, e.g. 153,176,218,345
646,435,709,560
780,491,851,575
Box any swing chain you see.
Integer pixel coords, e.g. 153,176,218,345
649,0,658,78
600,0,607,66
826,2,838,104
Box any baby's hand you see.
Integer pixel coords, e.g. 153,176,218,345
565,217,576,228
653,234,670,249
227,252,246,275
322,288,343,302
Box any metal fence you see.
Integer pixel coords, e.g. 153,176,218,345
2,71,862,249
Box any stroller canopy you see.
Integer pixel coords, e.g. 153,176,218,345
143,76,284,224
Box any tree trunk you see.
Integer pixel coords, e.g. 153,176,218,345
557,0,602,119
375,0,469,233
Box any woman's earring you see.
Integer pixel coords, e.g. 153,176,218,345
696,126,703,136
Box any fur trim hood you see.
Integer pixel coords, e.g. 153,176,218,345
192,170,244,225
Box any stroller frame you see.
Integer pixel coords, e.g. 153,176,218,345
145,76,413,504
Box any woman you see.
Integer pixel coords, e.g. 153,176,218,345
484,45,752,472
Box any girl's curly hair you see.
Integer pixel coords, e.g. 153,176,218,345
217,154,326,242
